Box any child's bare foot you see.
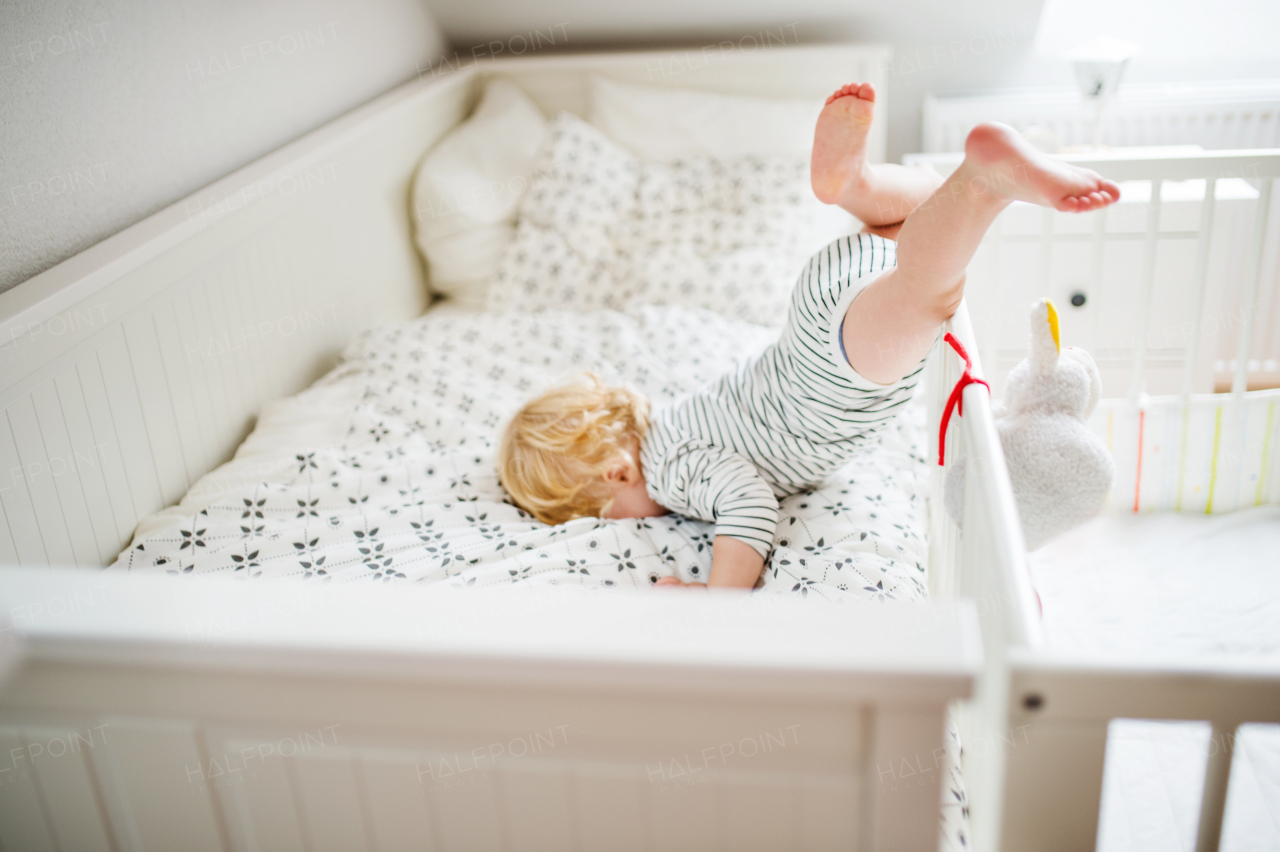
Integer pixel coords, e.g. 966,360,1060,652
811,83,944,225
961,123,1121,212
811,82,876,207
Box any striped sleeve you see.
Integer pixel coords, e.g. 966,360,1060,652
655,445,779,559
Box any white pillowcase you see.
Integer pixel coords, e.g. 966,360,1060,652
587,75,824,162
411,80,547,308
487,112,859,327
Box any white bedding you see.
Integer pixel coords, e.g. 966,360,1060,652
1030,507,1280,851
115,105,930,603
113,304,930,603
486,111,857,328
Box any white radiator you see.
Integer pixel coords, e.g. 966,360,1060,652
923,79,1280,153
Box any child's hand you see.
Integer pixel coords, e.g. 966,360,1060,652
654,577,707,589
652,538,764,590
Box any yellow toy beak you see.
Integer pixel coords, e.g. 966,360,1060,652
1028,298,1061,375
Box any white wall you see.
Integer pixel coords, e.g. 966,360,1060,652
6,0,1277,296
0,0,445,293
420,0,1280,163
418,0,1047,165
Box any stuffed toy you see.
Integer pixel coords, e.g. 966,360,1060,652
945,299,1115,551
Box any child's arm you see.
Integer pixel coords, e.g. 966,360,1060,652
653,446,777,589
658,535,766,589
708,536,766,588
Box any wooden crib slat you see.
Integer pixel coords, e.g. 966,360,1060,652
800,774,861,851
220,260,270,424
1087,204,1107,353
501,762,577,852
91,719,226,852
122,311,191,508
76,355,141,550
221,257,265,417
1129,178,1165,400
0,499,17,566
572,766,648,852
7,396,76,566
252,235,304,402
243,237,287,405
189,273,237,442
54,370,124,562
1,409,52,565
358,757,440,852
649,762,720,851
1234,177,1274,395
95,332,165,523
426,754,506,851
206,267,255,448
1183,178,1218,399
151,300,212,485
222,737,308,852
1195,721,1237,852
177,281,231,467
721,774,802,852
291,755,373,852
0,729,58,852
24,725,115,852
28,384,98,566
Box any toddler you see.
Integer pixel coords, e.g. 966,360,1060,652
498,82,1119,589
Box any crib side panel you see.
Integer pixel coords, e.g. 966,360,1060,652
0,72,474,568
0,694,869,852
0,567,980,852
1091,388,1280,513
0,659,969,852
908,152,1280,401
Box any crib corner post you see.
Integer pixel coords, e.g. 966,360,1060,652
1194,720,1238,852
862,705,950,852
997,668,1109,852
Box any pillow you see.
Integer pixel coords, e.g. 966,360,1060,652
486,112,859,327
412,80,547,308
587,75,824,162
487,113,641,314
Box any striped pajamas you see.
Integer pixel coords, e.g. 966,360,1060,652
639,234,928,558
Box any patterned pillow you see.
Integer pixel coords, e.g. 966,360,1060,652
485,115,639,313
487,112,857,327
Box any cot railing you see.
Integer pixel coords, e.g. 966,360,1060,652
1057,149,1279,402
929,150,1280,852
928,299,1041,851
907,149,1280,402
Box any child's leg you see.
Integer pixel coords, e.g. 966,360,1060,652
811,83,943,231
841,122,1121,386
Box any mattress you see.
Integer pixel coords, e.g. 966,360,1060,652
112,302,932,604
1030,507,1280,851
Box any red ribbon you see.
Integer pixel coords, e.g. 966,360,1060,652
938,332,990,467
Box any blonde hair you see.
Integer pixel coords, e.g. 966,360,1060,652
498,374,649,525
